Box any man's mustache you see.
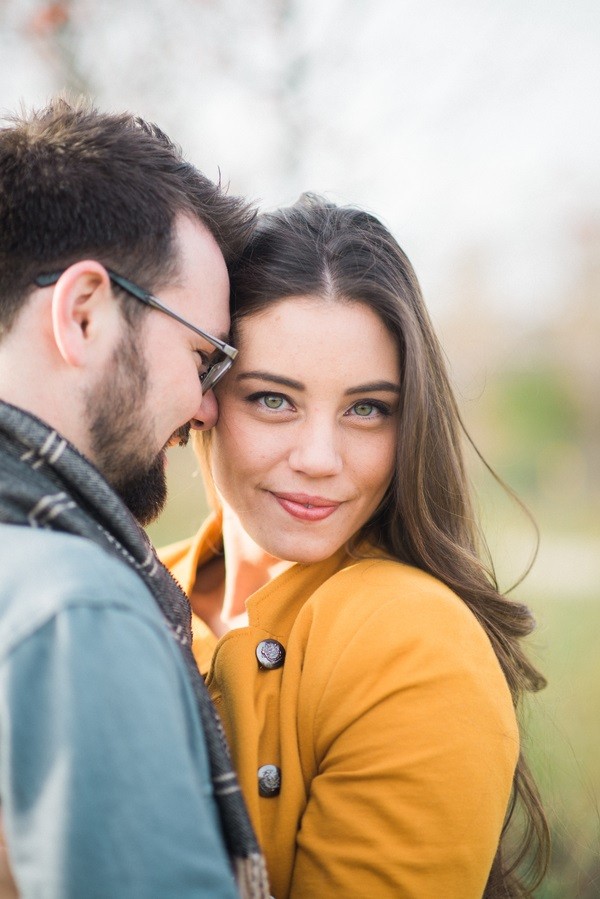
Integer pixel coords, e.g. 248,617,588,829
168,423,191,448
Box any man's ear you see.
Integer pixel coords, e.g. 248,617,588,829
50,261,113,366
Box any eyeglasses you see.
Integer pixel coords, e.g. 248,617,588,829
34,268,238,393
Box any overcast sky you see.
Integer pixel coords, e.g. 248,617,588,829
1,0,598,322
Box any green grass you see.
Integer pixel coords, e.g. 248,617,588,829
526,594,600,898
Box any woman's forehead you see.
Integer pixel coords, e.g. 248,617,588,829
234,297,400,383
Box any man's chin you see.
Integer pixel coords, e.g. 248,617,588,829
117,455,167,526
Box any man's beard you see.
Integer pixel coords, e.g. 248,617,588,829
86,332,189,527
113,454,167,528
111,425,191,527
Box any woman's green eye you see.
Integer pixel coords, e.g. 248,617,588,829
353,402,375,416
264,395,284,409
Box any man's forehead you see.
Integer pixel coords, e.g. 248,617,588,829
171,216,230,324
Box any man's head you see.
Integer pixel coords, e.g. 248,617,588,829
0,98,254,523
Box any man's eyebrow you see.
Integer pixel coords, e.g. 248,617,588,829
235,371,305,390
198,331,230,350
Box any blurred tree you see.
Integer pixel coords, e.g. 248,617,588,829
488,365,582,499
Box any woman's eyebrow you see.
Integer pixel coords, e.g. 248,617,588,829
235,370,305,390
235,372,401,394
345,381,401,395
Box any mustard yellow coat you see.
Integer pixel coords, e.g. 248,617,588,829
161,515,519,899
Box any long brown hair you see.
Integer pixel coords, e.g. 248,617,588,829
228,193,549,897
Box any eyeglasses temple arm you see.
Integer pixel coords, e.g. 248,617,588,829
108,271,237,359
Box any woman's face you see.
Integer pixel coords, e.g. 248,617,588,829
211,296,400,564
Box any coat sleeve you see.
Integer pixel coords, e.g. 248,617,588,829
289,565,519,899
0,601,239,899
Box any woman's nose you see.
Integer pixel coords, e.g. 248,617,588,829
190,387,219,431
288,419,343,477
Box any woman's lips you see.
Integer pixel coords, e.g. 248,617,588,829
271,492,340,522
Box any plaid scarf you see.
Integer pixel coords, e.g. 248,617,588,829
0,400,270,899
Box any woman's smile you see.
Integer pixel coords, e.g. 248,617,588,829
269,491,341,521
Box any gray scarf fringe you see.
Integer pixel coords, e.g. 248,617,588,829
0,401,270,899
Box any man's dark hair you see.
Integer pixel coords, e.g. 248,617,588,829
0,96,255,331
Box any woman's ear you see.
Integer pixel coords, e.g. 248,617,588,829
50,261,112,366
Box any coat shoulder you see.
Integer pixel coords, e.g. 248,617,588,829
305,556,480,639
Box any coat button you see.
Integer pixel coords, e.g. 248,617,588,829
258,764,281,797
256,639,286,670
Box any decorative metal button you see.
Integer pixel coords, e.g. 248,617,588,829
257,764,281,797
256,639,286,670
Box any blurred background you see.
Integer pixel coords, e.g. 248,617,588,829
2,1,598,894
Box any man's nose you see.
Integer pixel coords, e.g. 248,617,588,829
190,387,219,431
